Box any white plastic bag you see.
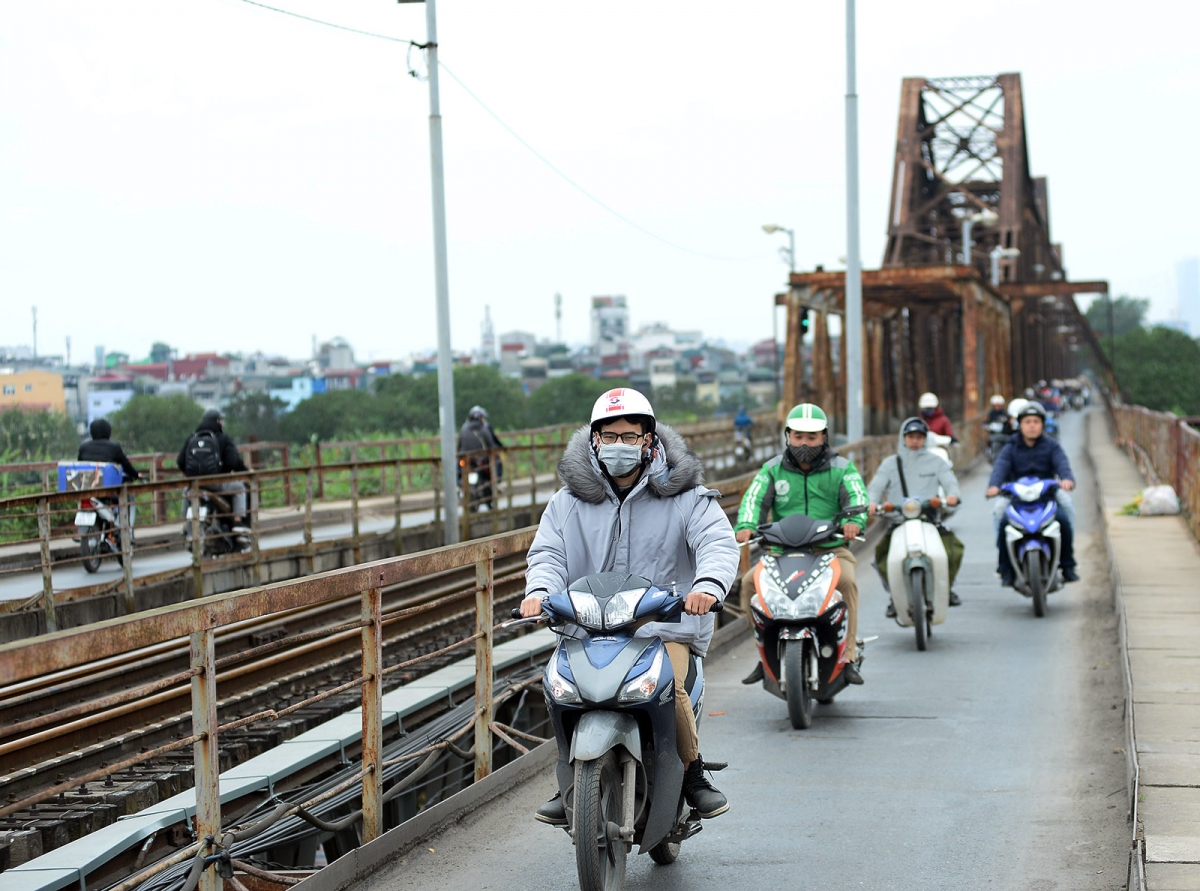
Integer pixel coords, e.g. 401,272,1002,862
1139,485,1181,516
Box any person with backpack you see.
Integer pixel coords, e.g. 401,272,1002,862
176,408,249,529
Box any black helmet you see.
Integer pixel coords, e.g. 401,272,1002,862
1016,401,1047,421
199,408,224,431
900,417,929,437
89,418,112,440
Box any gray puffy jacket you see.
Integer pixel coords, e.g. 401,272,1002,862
867,429,962,506
524,424,739,657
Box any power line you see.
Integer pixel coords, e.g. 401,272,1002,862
239,0,416,44
234,0,770,263
437,62,770,263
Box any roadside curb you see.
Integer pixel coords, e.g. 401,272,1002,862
1083,410,1144,891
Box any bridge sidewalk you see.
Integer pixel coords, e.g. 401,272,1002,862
1089,410,1200,890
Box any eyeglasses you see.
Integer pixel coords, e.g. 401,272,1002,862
597,431,646,445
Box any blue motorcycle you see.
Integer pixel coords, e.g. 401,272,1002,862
999,477,1063,616
515,573,723,890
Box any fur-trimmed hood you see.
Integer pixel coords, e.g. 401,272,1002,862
556,423,706,504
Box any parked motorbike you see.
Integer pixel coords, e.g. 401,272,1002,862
877,498,952,651
1045,412,1060,437
984,421,1009,464
998,477,1063,617
76,495,127,573
512,573,724,891
746,510,866,729
183,487,250,556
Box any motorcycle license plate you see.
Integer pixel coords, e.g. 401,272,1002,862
468,472,479,485
75,511,97,526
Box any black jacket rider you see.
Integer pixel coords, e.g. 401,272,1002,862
176,410,247,475
78,419,140,482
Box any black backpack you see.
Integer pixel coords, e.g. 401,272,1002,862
184,432,224,477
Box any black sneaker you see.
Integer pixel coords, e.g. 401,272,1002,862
842,663,864,685
683,756,729,818
948,591,962,606
999,572,1015,588
742,663,765,685
534,792,567,826
885,602,897,619
1062,567,1080,583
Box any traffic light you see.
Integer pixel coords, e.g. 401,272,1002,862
799,309,810,333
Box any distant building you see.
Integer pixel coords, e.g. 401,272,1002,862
499,331,537,378
591,296,629,357
479,306,497,365
86,374,135,422
316,338,355,371
0,369,66,413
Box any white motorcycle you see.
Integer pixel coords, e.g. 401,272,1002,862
927,432,955,468
878,497,952,651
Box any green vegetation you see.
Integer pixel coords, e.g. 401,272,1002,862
109,394,204,452
1105,326,1200,416
1085,295,1150,339
0,407,79,460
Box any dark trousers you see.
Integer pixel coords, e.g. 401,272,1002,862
997,515,1074,576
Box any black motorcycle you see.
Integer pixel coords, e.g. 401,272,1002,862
183,487,249,556
747,511,866,729
513,573,724,891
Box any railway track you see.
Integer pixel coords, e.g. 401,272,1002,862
0,553,532,865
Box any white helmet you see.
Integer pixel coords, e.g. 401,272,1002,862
1007,398,1027,419
590,388,656,432
918,392,939,410
990,394,1006,407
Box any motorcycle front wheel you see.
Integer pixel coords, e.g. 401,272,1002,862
909,568,928,651
80,531,102,573
1026,551,1047,617
573,751,627,891
784,639,814,729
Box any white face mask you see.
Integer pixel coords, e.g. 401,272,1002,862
597,443,644,478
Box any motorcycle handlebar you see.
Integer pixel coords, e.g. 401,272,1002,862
511,597,725,621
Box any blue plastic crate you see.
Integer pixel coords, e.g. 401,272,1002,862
57,462,124,493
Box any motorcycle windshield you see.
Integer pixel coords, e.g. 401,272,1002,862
758,513,838,549
1006,500,1057,533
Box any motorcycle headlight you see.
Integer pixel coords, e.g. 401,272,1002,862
796,566,836,611
1013,481,1043,502
757,571,792,618
569,591,603,630
545,652,581,704
603,588,646,629
901,498,922,519
618,646,665,703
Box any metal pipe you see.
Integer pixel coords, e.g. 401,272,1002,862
424,0,460,545
37,499,56,632
844,0,864,442
191,627,220,891
474,553,494,781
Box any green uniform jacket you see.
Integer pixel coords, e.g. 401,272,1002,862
735,448,869,546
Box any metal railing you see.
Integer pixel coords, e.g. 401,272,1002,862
1111,404,1200,542
0,413,779,633
0,425,905,889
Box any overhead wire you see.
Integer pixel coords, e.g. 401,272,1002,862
234,0,771,264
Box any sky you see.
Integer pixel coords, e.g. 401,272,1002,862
2,1,1198,364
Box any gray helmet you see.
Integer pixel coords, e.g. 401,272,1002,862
1016,401,1046,421
468,405,488,421
900,416,929,437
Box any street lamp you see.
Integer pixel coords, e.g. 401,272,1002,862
990,245,1020,287
762,224,796,273
762,224,795,408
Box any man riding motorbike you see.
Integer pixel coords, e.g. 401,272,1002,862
985,395,1009,426
457,405,504,507
867,417,964,614
918,391,955,439
735,402,870,686
176,409,249,530
519,387,737,824
78,418,141,539
985,401,1079,585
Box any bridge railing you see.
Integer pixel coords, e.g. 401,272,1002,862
1111,404,1200,542
0,413,780,634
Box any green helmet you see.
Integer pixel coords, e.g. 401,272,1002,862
785,403,828,433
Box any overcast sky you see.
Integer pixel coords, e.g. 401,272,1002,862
2,1,1198,364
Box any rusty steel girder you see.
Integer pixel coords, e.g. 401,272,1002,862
775,73,1114,434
